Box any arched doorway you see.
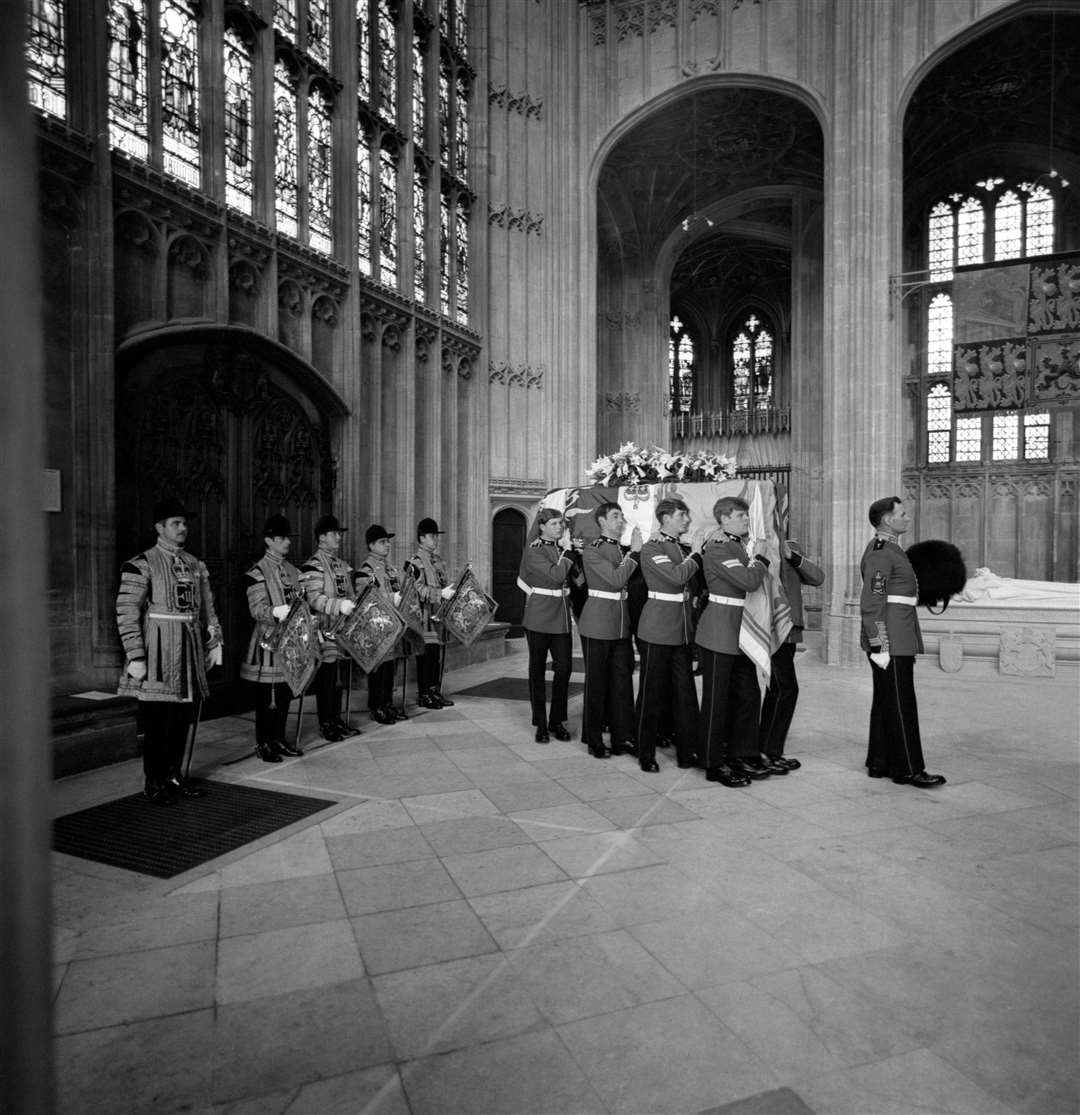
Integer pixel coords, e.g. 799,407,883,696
491,507,527,632
116,327,347,715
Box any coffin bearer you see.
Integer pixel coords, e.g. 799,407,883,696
300,514,361,742
579,502,642,760
406,517,456,709
695,496,780,787
116,498,222,805
518,508,583,743
240,514,303,762
758,533,825,771
634,498,703,773
356,524,407,725
860,497,946,787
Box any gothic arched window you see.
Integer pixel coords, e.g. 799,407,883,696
413,162,428,303
378,142,399,288
161,0,200,187
438,61,450,169
357,120,373,276
927,292,952,377
454,73,469,181
731,313,773,413
668,317,695,415
224,23,254,214
275,0,297,38
27,0,66,119
412,30,426,144
439,189,451,315
307,83,334,254
108,0,149,162
306,0,330,68
455,197,470,323
376,0,397,124
274,58,300,239
357,0,370,103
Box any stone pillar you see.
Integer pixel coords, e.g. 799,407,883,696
822,0,902,665
0,8,53,1111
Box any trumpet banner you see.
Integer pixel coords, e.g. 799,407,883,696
336,584,407,673
439,567,498,648
274,599,321,697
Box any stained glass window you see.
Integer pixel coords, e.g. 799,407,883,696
926,384,951,464
1025,184,1054,256
307,0,330,67
357,0,370,102
413,163,427,303
992,413,1019,460
454,73,469,181
224,26,253,214
161,0,200,187
956,196,983,266
1024,412,1050,460
412,31,426,144
927,201,954,282
732,332,751,413
378,143,398,288
357,121,373,276
275,0,297,38
454,0,468,57
27,0,66,118
927,293,952,377
455,198,469,323
308,84,334,255
376,0,397,123
669,317,694,414
994,190,1021,260
108,0,149,161
731,314,772,412
438,61,450,168
438,0,449,38
439,190,451,316
274,59,299,239
955,416,982,462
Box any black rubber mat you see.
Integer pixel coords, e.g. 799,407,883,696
52,781,338,879
454,677,584,701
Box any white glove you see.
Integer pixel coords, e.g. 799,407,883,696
869,651,891,670
207,644,223,668
338,598,356,616
272,604,290,621
441,586,456,600
127,659,147,681
393,592,402,607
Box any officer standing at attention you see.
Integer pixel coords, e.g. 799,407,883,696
356,524,407,725
406,517,457,709
579,501,642,760
860,496,946,787
300,514,361,742
240,514,304,762
116,498,222,804
758,531,825,771
518,508,583,743
634,498,703,773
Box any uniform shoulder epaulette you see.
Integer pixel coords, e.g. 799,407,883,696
121,558,146,576
873,538,886,550
529,538,543,547
589,538,605,547
245,567,266,582
300,560,321,572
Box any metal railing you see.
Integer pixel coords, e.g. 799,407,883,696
669,407,791,439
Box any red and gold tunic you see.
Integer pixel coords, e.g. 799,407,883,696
240,551,301,684
300,547,357,663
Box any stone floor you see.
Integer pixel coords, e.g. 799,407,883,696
51,640,1079,1115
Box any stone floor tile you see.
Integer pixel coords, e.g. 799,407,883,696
400,1029,606,1115
351,899,497,974
401,788,500,823
468,880,619,950
219,873,347,937
536,830,666,877
216,827,334,887
579,863,730,926
557,770,655,802
70,891,219,959
55,940,216,1033
507,802,619,841
325,824,435,871
589,792,702,827
440,842,568,896
418,815,533,855
337,857,462,914
317,798,416,836
481,780,580,814
285,1063,411,1114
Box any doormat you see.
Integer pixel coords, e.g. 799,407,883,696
52,781,338,879
453,677,584,701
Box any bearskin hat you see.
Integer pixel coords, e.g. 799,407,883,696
906,539,968,613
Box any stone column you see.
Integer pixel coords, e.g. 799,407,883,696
822,0,902,665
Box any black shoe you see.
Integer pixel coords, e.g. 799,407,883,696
535,726,550,743
548,723,571,742
370,707,396,725
434,691,455,707
256,739,285,761
144,780,177,805
706,765,751,788
759,754,791,775
274,738,303,757
728,757,771,780
168,776,207,798
611,739,638,757
896,770,947,788
867,766,889,778
676,754,699,770
418,693,442,710
639,759,660,773
587,742,611,759
391,706,409,720
333,718,361,737
318,722,344,742
768,755,800,770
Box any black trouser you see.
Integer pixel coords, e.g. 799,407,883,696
525,629,572,728
759,641,799,757
253,682,292,744
635,641,698,764
581,635,634,746
866,654,925,778
416,643,444,696
312,661,342,723
698,649,760,769
368,659,396,709
138,700,195,784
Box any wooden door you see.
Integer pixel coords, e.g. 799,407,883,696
491,508,527,629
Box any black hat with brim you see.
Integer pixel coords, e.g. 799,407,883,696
153,497,195,523
366,524,395,547
262,514,295,538
314,514,347,537
417,517,445,537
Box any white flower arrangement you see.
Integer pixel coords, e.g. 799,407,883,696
584,442,737,486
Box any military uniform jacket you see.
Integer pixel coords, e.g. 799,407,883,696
240,551,301,684
300,547,357,662
637,535,703,646
578,537,638,640
694,534,768,655
116,540,222,702
405,548,450,645
779,552,825,644
519,539,576,635
356,553,407,660
860,535,923,655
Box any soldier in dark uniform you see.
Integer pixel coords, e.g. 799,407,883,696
758,534,825,770
860,497,946,787
518,508,583,743
240,514,304,762
406,517,457,709
300,514,361,742
355,524,407,725
695,496,782,786
579,502,641,759
634,498,703,773
116,498,221,804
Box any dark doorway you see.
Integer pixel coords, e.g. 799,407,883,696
491,508,527,633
